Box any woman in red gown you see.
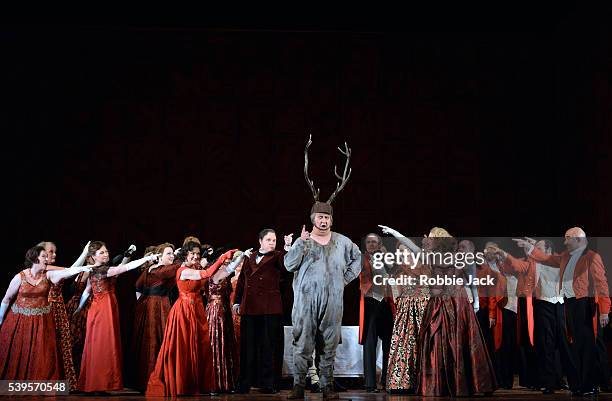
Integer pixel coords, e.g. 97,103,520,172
416,228,497,397
129,243,180,392
74,241,160,393
146,247,249,396
0,245,91,380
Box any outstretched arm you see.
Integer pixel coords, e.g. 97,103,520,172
47,265,93,285
378,225,421,254
107,254,160,277
180,250,235,281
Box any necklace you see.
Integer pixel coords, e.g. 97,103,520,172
27,268,45,286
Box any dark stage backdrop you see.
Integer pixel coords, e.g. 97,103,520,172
2,19,611,330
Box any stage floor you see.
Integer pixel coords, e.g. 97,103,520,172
20,388,612,401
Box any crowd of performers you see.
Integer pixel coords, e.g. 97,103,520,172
0,135,610,398
1,220,610,398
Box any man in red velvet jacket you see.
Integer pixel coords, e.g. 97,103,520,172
233,228,293,394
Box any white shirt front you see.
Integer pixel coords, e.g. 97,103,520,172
560,246,586,299
535,263,564,304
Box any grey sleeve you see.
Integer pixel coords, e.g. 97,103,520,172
284,239,306,272
343,242,362,285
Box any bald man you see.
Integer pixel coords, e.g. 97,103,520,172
514,228,611,396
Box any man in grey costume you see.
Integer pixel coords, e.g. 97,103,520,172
285,136,362,400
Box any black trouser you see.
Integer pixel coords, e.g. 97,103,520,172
565,297,597,392
476,307,496,362
362,297,393,388
495,308,517,388
596,318,611,389
517,298,539,388
239,314,280,390
533,299,578,390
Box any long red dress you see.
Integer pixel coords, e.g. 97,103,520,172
417,266,497,396
146,263,222,396
129,263,180,392
206,278,238,392
48,281,78,391
78,270,123,392
0,270,61,380
66,273,92,376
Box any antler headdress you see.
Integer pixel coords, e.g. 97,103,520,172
304,134,352,216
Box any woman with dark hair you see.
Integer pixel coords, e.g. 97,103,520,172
129,242,181,392
415,228,497,397
38,240,90,391
146,247,249,396
0,245,91,380
74,241,160,393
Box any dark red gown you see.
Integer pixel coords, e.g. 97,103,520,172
146,263,222,396
417,266,497,396
129,263,179,392
206,278,238,392
77,270,123,392
0,270,61,380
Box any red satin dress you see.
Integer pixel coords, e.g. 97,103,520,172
0,270,61,380
417,266,497,396
146,264,221,396
78,271,123,392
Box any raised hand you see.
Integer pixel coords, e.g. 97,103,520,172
147,253,162,262
524,237,537,245
378,224,399,236
243,248,254,258
512,238,532,249
300,225,310,241
284,233,294,247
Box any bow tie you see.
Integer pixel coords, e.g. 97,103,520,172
257,251,272,257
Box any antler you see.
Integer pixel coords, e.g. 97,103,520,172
304,134,320,201
327,141,352,204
